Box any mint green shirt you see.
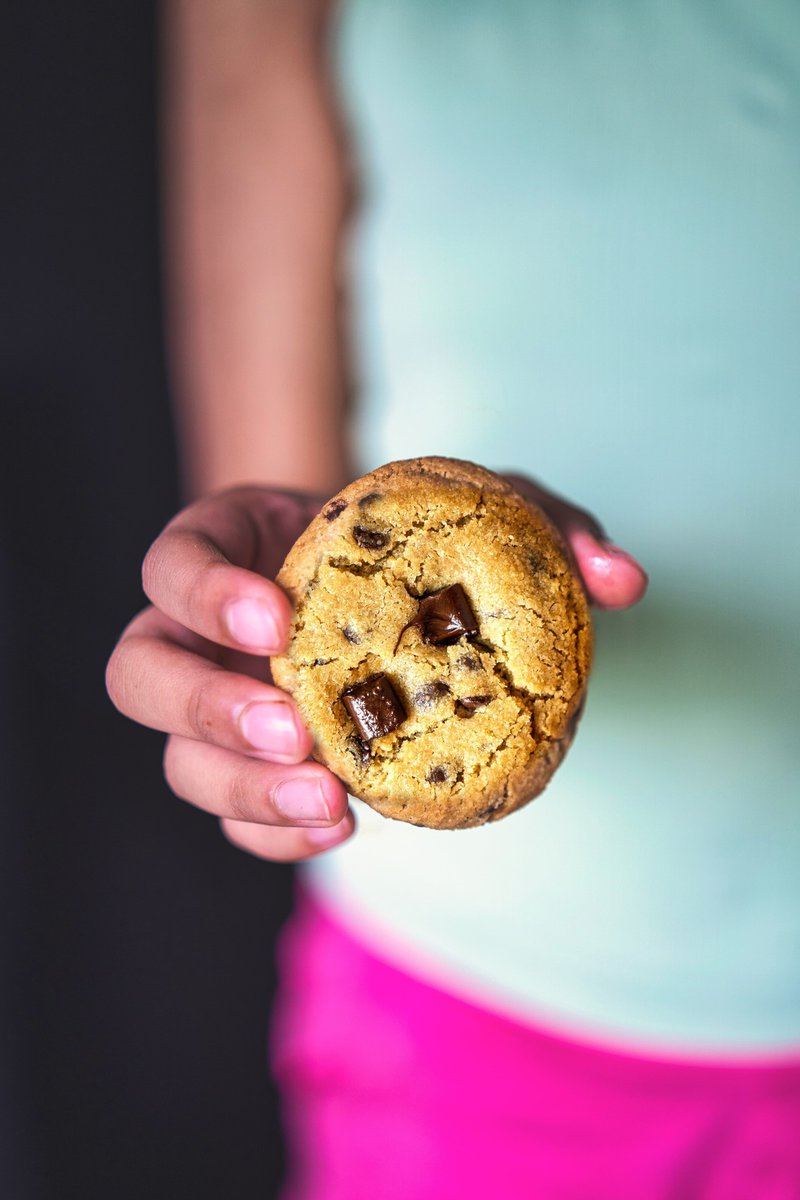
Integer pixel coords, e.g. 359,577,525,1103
308,0,800,1051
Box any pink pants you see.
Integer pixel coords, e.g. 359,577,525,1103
271,889,800,1200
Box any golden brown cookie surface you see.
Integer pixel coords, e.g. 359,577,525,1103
271,458,591,829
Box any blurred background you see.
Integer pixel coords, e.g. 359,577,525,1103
3,2,799,1196
1,4,290,1196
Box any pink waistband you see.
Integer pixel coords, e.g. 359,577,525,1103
271,888,800,1200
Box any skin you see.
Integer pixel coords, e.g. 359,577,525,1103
105,1,648,863
106,483,647,862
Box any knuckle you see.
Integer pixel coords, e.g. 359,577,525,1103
185,561,219,631
104,642,133,714
104,615,155,716
186,679,215,742
226,762,259,823
104,647,123,708
141,526,188,603
140,539,162,601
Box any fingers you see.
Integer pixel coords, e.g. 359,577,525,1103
220,810,356,863
109,604,355,863
107,607,312,764
163,735,349,828
504,473,648,610
569,530,649,610
141,492,293,654
111,489,355,863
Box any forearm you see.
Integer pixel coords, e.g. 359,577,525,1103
162,0,351,498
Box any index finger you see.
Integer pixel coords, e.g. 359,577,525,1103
142,491,294,653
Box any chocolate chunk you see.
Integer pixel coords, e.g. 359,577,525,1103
342,674,406,741
323,498,347,521
358,491,383,508
413,681,451,709
456,694,492,717
416,584,479,645
353,526,389,551
343,625,360,644
427,765,448,784
458,654,480,671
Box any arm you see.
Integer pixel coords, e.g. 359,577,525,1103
162,0,352,497
107,4,647,864
106,1,357,864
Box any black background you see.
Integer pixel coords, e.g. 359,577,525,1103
1,4,292,1196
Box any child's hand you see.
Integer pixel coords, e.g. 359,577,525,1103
503,474,648,610
106,486,354,863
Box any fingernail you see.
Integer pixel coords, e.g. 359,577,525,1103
571,530,614,575
598,540,649,588
572,530,648,608
240,701,302,758
225,597,280,651
274,777,332,823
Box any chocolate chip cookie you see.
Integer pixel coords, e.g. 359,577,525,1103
271,457,591,829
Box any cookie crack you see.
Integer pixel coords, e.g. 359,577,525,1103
472,636,562,745
327,501,488,581
371,711,455,761
482,710,530,771
327,559,386,576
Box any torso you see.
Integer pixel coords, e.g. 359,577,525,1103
307,0,800,1053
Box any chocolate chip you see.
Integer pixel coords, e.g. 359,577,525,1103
323,499,347,521
358,491,383,508
416,584,479,645
353,526,388,550
348,735,371,766
342,674,406,741
427,765,448,784
413,681,451,709
456,694,492,717
458,654,480,671
343,625,360,644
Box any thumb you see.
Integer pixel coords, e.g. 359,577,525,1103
503,473,648,610
568,530,648,610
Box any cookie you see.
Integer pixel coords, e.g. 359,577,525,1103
271,457,592,830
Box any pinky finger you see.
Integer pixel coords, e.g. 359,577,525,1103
220,809,356,863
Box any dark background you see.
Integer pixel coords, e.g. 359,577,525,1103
1,4,292,1196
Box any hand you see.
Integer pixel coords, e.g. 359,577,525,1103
106,486,354,863
106,478,647,866
503,474,648,610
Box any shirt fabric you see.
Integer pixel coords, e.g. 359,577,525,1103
307,0,800,1053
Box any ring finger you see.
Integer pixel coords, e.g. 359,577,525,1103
163,735,350,828
107,607,312,764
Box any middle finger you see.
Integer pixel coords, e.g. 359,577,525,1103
108,610,312,764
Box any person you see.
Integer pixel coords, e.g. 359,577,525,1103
107,1,800,1196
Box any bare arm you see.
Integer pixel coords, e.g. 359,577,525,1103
106,8,647,864
162,0,351,498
